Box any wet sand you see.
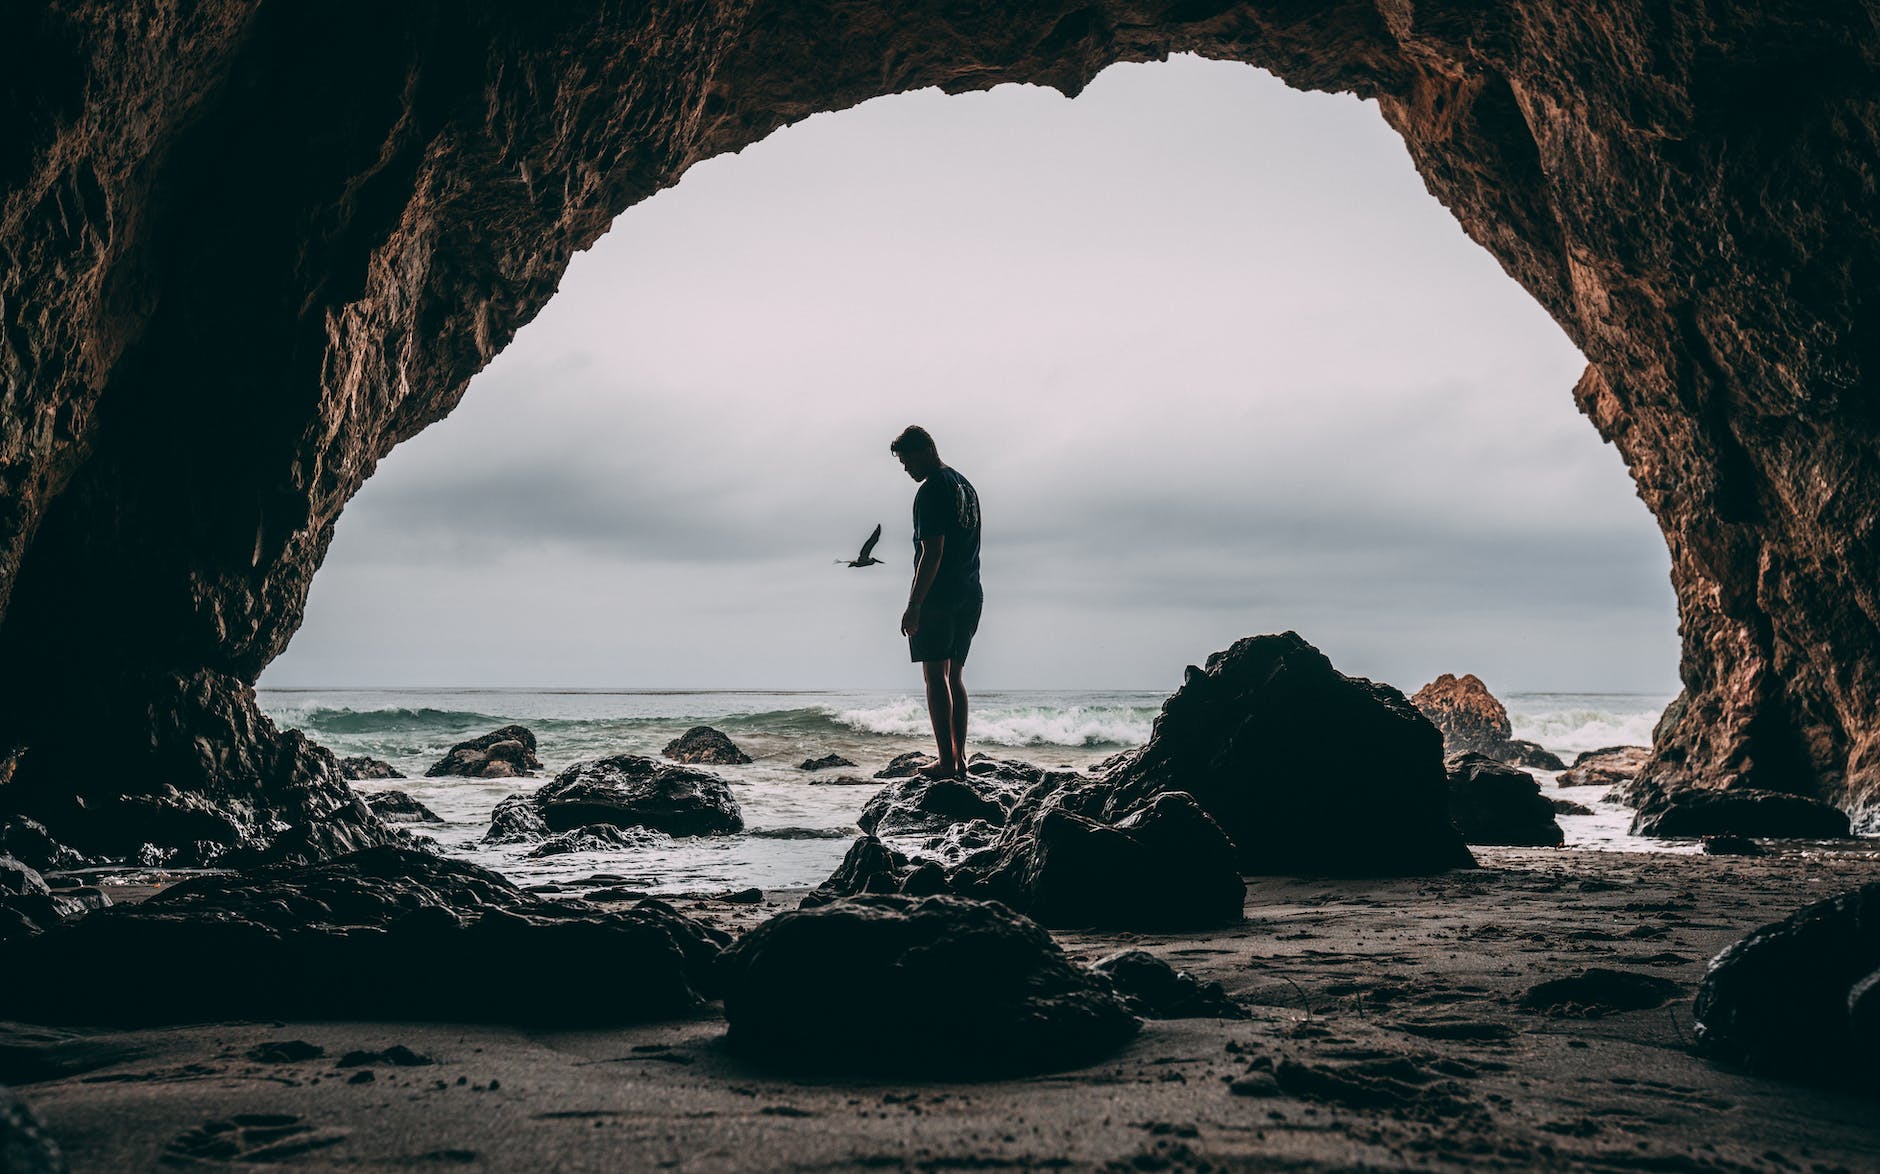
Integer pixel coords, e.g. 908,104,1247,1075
7,846,1878,1171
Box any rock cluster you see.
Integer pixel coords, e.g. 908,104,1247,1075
0,854,110,946
1411,674,1564,770
662,726,751,766
1694,881,1880,1085
718,894,1140,1076
425,726,541,779
1442,753,1563,847
2,848,728,1026
1556,746,1650,788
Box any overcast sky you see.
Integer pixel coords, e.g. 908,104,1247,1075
261,55,1681,695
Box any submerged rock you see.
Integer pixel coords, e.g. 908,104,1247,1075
1694,881,1880,1084
1106,633,1475,875
1090,950,1248,1020
1411,674,1566,770
339,755,404,781
2,847,728,1026
1443,753,1563,847
1556,746,1650,788
359,790,440,824
718,894,1139,1076
424,726,542,779
1631,787,1849,839
533,755,743,837
798,753,856,771
662,726,752,766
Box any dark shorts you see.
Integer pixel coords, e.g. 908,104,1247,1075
909,585,983,664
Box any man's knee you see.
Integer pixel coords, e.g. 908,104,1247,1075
922,659,952,684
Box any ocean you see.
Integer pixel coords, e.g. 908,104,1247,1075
257,687,1680,893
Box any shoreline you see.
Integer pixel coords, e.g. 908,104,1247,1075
11,845,1879,1171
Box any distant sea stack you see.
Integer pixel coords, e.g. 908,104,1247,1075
1412,674,1565,771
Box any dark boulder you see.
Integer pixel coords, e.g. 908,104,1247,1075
662,726,752,766
798,753,856,771
1,847,728,1026
1091,950,1248,1020
0,1087,68,1174
424,725,542,779
874,751,938,779
1694,882,1880,1084
955,791,1246,931
359,790,440,824
339,755,404,781
1631,787,1850,839
1105,633,1475,875
1411,674,1565,770
858,774,1023,837
718,894,1139,1076
1556,746,1649,788
484,794,548,843
800,835,911,907
526,824,660,858
1551,797,1595,816
0,817,87,873
1701,833,1766,857
533,755,743,837
1443,753,1563,847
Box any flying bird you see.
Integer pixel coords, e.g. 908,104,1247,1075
839,523,884,567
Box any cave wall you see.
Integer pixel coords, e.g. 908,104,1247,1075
0,0,1875,856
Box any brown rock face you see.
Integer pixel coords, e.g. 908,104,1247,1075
1412,674,1512,755
3,3,1878,851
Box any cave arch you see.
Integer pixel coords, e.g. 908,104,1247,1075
1,1,1875,860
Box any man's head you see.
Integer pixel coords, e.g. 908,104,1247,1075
890,426,942,481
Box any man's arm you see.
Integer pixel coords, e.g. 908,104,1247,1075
901,535,946,637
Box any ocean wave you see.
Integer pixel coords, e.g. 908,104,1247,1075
831,699,1155,748
273,706,510,734
1509,706,1664,755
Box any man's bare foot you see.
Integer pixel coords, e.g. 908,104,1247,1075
916,760,961,780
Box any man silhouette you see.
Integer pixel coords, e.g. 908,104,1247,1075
891,426,982,780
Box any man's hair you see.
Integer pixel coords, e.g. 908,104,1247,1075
890,426,938,456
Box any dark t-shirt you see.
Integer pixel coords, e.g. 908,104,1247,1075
912,466,981,605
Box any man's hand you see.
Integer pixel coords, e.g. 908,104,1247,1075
900,602,922,637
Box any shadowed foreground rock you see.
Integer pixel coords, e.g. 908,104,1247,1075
662,726,751,766
1443,753,1563,847
719,895,1139,1076
425,725,542,779
1631,787,1849,839
1412,674,1564,770
1694,881,1880,1086
1105,633,1475,875
1090,949,1248,1020
2,848,728,1026
530,755,743,837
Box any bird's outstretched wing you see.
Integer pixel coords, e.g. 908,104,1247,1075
857,523,882,561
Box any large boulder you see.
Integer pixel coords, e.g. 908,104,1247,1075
1443,752,1564,847
1630,786,1850,839
662,726,752,766
857,774,1025,837
1556,745,1650,787
1,847,728,1026
338,755,404,780
800,835,911,907
1411,673,1565,770
718,895,1140,1076
0,817,86,874
1693,882,1880,1085
424,725,542,779
532,755,743,837
1105,633,1475,875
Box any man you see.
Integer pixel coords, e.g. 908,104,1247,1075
891,426,982,780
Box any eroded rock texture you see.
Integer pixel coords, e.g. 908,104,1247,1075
3,2,1877,847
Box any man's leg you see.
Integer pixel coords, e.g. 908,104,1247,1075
921,659,957,774
947,660,968,769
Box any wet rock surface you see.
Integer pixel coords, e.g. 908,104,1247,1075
1631,786,1850,839
482,795,548,844
424,726,542,779
1412,674,1564,770
359,790,440,824
531,755,743,837
873,752,939,779
1694,881,1880,1084
662,726,751,766
338,756,403,781
1,847,728,1026
798,753,855,772
0,855,111,946
1442,753,1563,847
718,894,1140,1076
857,774,1024,837
1089,950,1247,1020
1556,746,1650,788
1105,633,1475,875
525,824,661,858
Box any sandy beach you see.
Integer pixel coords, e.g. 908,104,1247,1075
9,844,1877,1172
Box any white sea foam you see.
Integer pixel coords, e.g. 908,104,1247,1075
831,699,1155,748
1505,696,1670,756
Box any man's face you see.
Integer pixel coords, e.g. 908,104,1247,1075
896,450,924,481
